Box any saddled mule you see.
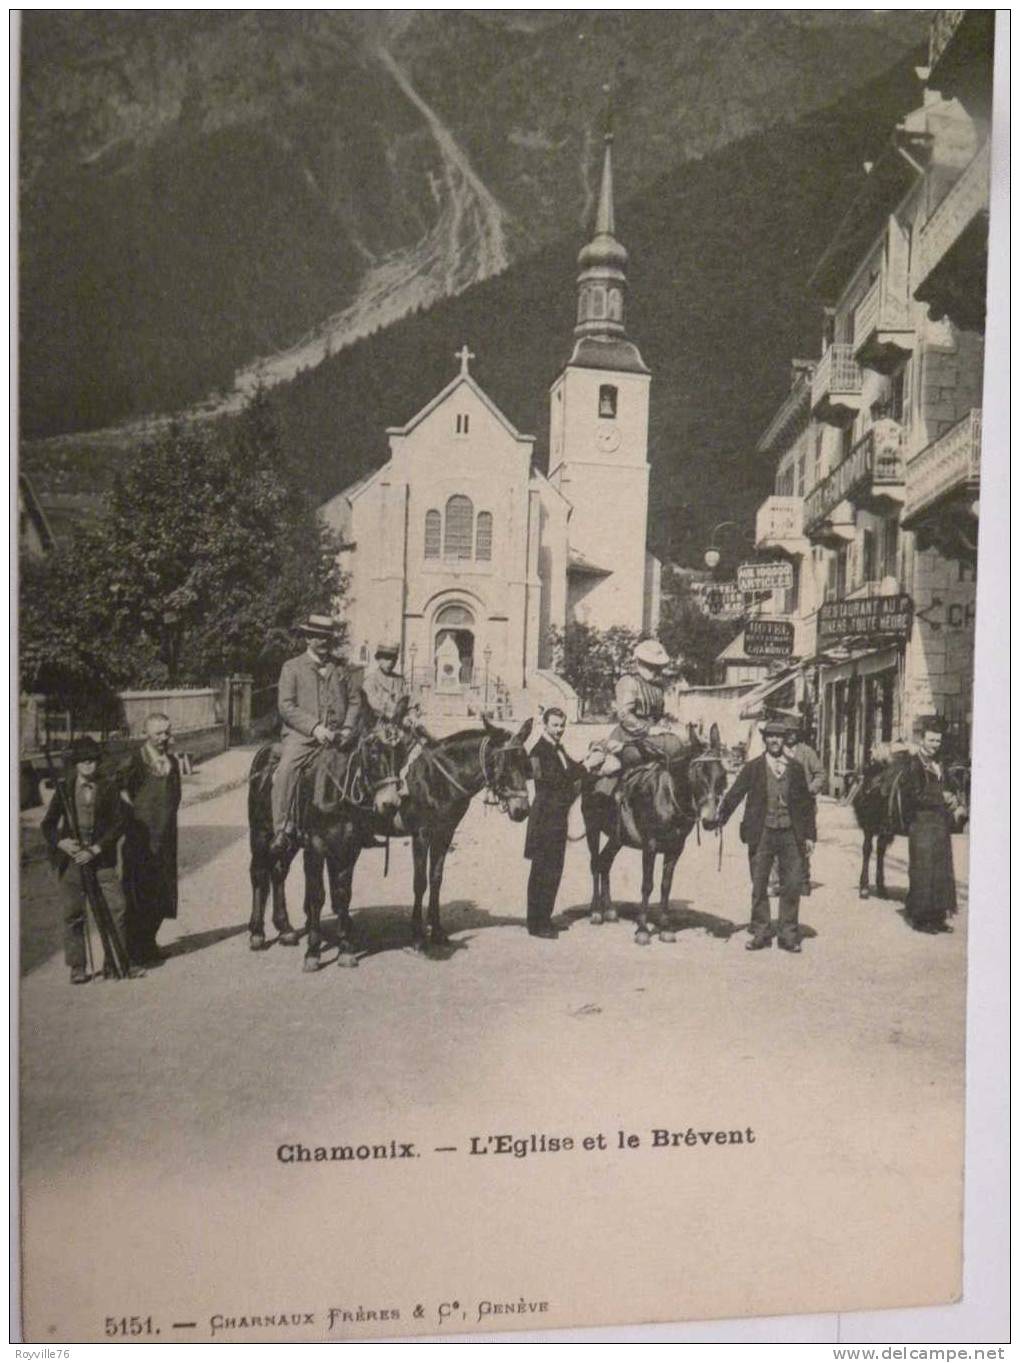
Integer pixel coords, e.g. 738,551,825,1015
300,716,533,968
582,723,730,945
247,713,410,953
852,749,970,899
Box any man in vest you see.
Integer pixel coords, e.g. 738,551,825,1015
271,614,361,854
703,717,817,953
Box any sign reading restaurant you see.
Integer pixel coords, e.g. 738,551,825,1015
744,617,795,657
737,561,794,593
817,593,914,645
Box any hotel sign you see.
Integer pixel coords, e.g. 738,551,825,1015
744,618,795,658
818,593,914,644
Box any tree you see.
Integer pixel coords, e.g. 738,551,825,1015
547,621,641,716
657,566,742,684
20,390,347,698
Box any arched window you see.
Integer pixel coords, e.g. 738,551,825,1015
599,384,618,418
444,494,474,559
424,509,441,559
475,511,493,561
435,603,474,629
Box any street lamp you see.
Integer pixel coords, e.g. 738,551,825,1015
704,520,741,570
409,641,417,689
483,645,492,706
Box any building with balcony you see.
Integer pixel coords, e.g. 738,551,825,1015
750,12,993,789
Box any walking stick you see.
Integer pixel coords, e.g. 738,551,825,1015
43,746,131,979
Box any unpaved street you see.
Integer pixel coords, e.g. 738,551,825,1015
19,775,969,1341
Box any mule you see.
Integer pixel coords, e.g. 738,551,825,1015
852,749,970,899
581,723,730,945
247,716,532,969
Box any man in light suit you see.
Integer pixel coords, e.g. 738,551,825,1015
270,614,361,853
703,717,817,954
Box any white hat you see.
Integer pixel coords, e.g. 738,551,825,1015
633,638,671,669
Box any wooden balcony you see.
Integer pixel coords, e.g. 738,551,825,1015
852,275,914,374
914,142,990,332
755,495,806,554
902,409,981,561
804,423,905,540
810,344,863,426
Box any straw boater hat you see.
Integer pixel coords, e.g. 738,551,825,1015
296,613,338,639
632,638,671,669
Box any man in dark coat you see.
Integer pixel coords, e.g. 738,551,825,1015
523,708,586,939
41,736,143,983
122,713,182,966
271,613,362,852
902,715,958,934
704,717,817,953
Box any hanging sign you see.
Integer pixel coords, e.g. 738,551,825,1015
737,561,793,593
744,617,795,657
817,593,914,644
691,581,771,619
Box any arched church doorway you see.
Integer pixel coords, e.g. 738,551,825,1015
433,603,475,686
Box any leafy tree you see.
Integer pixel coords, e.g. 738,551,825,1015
20,390,347,698
547,621,641,716
657,567,742,684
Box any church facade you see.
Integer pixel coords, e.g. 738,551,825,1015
320,134,661,719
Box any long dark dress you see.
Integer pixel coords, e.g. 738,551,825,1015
903,755,958,931
123,747,182,959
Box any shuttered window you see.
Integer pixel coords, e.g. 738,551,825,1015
424,509,441,559
475,511,493,561
444,495,474,559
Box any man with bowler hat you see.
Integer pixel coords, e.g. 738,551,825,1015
271,613,361,853
41,736,142,983
703,717,817,953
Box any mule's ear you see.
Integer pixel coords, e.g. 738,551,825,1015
687,722,703,748
394,694,411,723
481,711,501,735
515,716,533,743
709,722,721,751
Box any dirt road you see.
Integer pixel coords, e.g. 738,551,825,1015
19,778,969,1341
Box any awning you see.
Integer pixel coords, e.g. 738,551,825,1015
737,666,802,720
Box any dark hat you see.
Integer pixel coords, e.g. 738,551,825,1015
759,718,788,737
67,736,102,762
296,613,338,639
913,713,947,736
375,640,400,659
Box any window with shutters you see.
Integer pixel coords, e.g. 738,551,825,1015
424,509,441,559
443,495,474,559
475,511,493,561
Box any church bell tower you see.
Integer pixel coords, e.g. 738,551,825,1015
548,125,654,634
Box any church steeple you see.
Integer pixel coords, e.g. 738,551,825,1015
575,132,629,341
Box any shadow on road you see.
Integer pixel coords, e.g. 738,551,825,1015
309,899,523,965
162,923,250,959
558,899,744,940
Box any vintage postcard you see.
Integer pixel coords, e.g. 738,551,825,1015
15,10,1003,1343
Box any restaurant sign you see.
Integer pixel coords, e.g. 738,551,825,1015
817,593,914,644
744,617,795,658
737,561,794,594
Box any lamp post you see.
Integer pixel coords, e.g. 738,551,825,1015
409,641,417,690
703,520,741,570
483,645,492,706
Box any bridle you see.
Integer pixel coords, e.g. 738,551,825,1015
686,750,728,869
479,735,529,815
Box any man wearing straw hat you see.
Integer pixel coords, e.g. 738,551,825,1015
270,613,361,854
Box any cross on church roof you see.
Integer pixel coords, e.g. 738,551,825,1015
455,344,475,376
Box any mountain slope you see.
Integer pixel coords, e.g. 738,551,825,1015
18,10,926,437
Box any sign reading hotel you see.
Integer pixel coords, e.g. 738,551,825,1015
744,617,795,657
692,581,771,619
737,561,794,593
817,593,914,644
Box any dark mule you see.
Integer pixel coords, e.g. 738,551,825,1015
247,721,408,956
852,749,970,899
582,723,730,945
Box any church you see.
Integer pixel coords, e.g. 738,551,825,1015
320,134,661,720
